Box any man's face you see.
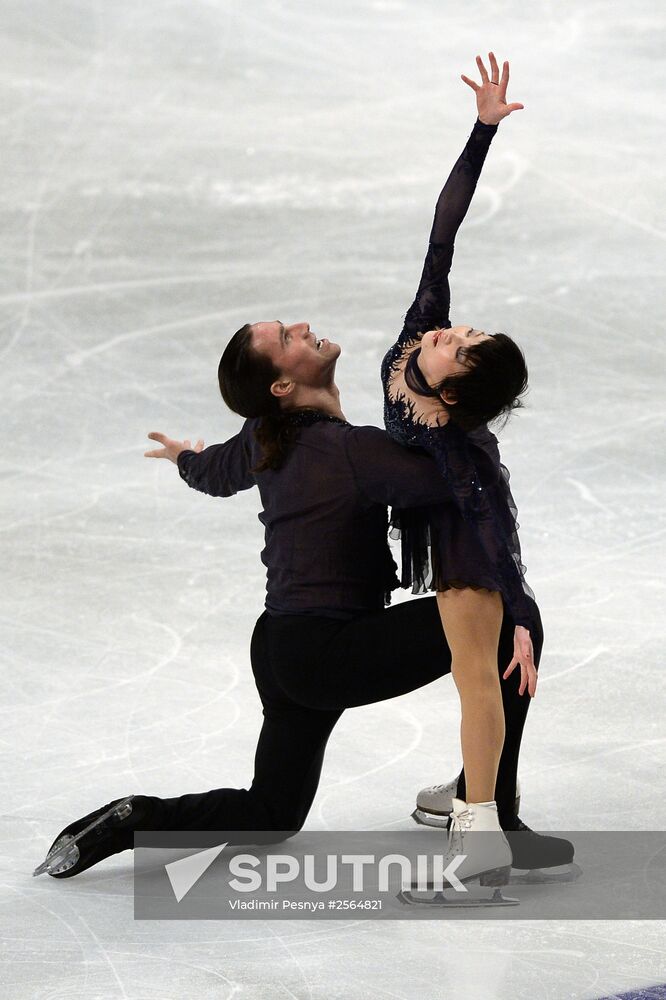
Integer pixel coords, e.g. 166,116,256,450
251,320,341,394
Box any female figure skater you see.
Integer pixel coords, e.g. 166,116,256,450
382,52,536,873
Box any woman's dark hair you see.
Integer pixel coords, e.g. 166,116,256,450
406,333,528,432
218,323,298,472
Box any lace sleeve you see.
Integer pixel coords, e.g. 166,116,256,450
398,117,499,348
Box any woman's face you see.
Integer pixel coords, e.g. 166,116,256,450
417,325,492,386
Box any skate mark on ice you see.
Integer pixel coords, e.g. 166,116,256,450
266,923,316,1000
564,477,617,518
531,164,666,239
536,646,606,684
314,707,423,826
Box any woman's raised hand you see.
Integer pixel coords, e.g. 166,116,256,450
461,52,524,126
144,431,204,464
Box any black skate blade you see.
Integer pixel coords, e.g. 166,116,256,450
397,887,519,908
509,861,583,885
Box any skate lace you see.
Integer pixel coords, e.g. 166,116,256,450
446,807,474,859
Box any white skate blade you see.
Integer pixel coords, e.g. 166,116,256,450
411,795,521,829
509,861,583,885
397,886,519,908
411,807,450,829
32,796,135,877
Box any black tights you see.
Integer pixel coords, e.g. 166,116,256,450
146,596,542,836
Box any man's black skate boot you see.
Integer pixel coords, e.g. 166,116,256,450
34,795,157,878
501,816,582,884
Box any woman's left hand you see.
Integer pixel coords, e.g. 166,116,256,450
503,625,537,697
461,52,525,126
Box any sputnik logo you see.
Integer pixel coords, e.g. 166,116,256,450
165,842,228,902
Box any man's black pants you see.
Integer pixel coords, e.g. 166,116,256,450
146,595,543,835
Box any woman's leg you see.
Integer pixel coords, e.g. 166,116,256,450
435,587,504,805
456,598,544,827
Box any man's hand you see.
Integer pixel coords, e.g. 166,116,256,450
144,431,204,465
461,52,524,126
502,625,537,697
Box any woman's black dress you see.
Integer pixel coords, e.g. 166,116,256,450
381,116,536,632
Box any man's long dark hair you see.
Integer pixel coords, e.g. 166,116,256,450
218,324,297,472
406,333,528,431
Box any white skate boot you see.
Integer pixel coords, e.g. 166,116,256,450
399,798,518,908
412,775,521,828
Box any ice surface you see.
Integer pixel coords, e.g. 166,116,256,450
2,0,665,997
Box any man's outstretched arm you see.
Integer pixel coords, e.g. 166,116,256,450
145,423,256,497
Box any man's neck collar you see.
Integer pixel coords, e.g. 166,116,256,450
283,385,345,422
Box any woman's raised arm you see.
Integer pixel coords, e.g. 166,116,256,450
398,53,523,345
